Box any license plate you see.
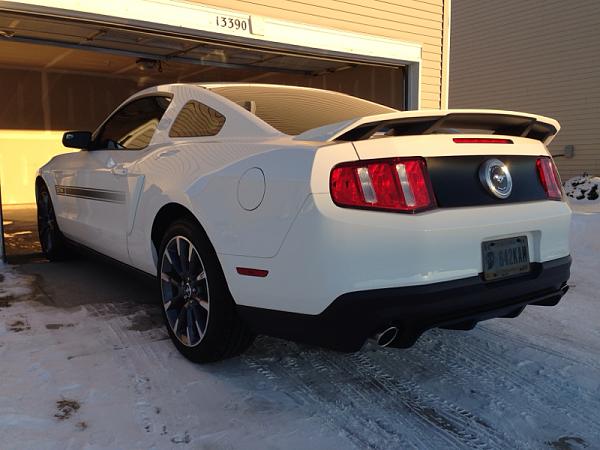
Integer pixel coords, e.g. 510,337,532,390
482,236,530,281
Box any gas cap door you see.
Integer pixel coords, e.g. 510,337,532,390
237,167,266,211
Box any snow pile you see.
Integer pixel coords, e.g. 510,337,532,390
0,263,35,300
565,175,600,213
564,174,600,202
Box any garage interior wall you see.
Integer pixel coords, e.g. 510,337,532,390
0,65,405,132
0,65,135,205
449,0,600,179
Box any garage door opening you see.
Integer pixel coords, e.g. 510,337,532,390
0,8,411,262
0,36,406,136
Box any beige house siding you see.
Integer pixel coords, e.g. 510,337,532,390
449,0,600,178
189,0,449,109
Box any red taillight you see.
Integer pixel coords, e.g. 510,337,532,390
330,157,436,213
453,138,513,144
536,157,563,200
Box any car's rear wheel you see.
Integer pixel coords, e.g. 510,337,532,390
158,219,255,363
36,182,70,261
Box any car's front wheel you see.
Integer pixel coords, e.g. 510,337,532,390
158,219,255,363
36,182,70,261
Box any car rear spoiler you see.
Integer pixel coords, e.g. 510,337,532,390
295,109,560,145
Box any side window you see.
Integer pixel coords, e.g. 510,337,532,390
169,100,225,138
92,95,171,150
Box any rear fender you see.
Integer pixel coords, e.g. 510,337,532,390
187,147,317,258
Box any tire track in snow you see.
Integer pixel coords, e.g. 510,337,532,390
394,336,520,433
85,303,170,440
79,300,600,447
279,337,524,449
457,328,600,430
405,328,600,435
244,340,423,449
102,311,158,437
245,338,506,449
348,351,469,448
349,351,512,450
243,350,380,449
367,344,528,447
478,324,600,371
276,353,396,450
304,350,432,449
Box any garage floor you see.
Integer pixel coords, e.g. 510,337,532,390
2,205,159,307
2,206,42,263
1,207,599,449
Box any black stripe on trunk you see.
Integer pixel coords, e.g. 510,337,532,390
425,155,547,207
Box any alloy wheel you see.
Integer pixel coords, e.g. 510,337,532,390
37,190,55,253
160,236,210,347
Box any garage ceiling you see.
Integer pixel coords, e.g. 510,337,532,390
0,10,376,80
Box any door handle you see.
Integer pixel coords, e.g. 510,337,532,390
156,149,180,159
111,164,128,176
106,157,117,169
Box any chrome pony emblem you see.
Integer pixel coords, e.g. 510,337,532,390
479,159,513,199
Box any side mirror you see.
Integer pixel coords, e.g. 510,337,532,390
62,131,92,149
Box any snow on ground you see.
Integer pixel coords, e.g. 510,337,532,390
0,264,34,299
1,213,600,450
565,175,600,213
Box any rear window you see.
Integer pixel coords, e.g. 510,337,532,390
208,85,396,135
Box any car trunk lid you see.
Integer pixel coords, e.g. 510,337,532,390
349,134,559,208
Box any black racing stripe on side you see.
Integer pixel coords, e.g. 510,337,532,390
55,185,126,204
59,193,124,203
425,155,548,207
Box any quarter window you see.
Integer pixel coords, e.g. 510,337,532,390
92,95,171,150
169,100,226,137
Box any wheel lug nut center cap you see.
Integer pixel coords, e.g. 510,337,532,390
183,283,192,299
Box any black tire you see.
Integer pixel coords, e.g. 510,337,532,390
157,219,255,363
36,182,70,261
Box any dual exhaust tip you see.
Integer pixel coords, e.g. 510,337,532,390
372,326,399,347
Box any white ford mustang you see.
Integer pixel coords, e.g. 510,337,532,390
36,83,571,363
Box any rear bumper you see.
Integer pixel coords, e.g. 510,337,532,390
222,195,571,316
237,255,571,352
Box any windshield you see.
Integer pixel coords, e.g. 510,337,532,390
207,84,397,135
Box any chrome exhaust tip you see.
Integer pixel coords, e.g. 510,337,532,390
372,326,399,347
